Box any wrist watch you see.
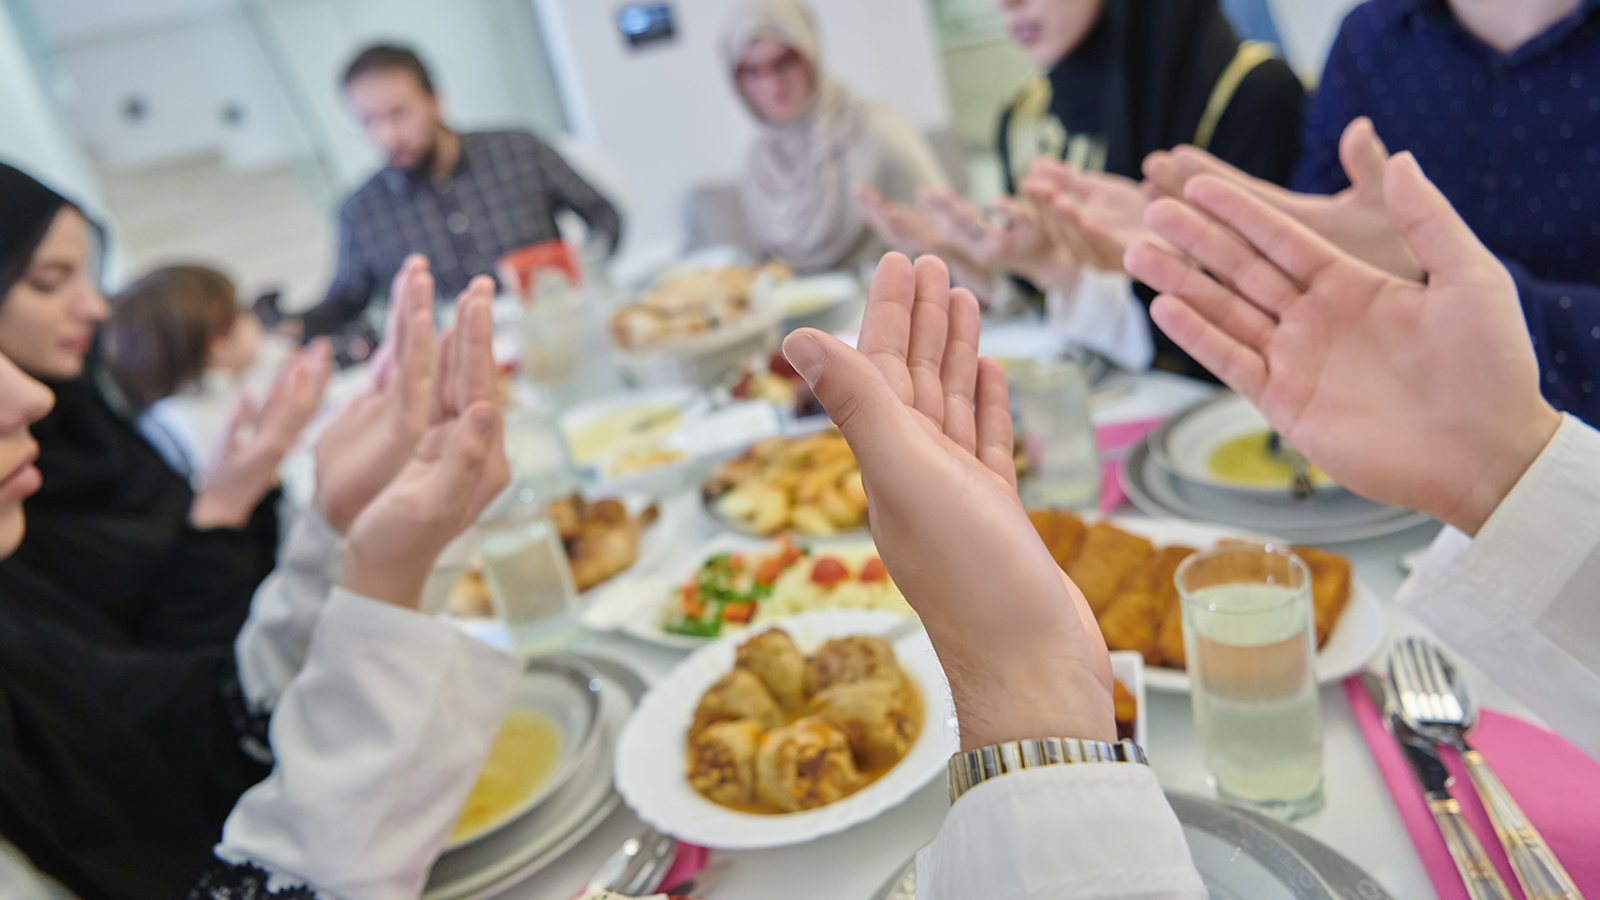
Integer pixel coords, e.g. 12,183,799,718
948,737,1148,802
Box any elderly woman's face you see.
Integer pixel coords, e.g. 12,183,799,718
993,0,1105,69
0,208,109,380
735,36,816,125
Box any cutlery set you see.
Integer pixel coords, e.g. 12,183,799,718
1364,637,1582,900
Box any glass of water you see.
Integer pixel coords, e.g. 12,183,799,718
1177,544,1325,819
1012,360,1101,512
476,482,580,656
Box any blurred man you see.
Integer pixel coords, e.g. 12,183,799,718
290,45,622,339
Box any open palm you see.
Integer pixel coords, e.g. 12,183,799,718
783,253,1113,749
1022,159,1154,273
1125,153,1559,534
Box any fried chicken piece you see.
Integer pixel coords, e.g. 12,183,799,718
813,678,921,769
687,719,763,806
1292,545,1353,648
1157,604,1186,670
756,717,864,812
807,636,905,695
1066,523,1155,615
446,568,493,618
548,494,585,542
1028,509,1088,570
563,501,658,593
692,668,783,736
1097,546,1197,664
1112,679,1137,742
736,629,809,713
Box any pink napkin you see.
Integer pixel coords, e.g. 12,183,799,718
1342,676,1600,898
657,842,711,893
1096,418,1165,514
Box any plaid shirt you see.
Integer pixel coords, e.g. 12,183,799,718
301,130,621,337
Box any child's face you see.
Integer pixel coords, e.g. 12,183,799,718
210,312,262,376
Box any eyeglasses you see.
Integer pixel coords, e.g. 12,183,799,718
735,49,805,87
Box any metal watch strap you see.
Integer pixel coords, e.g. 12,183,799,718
948,738,1149,802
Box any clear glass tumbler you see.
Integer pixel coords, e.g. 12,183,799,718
1177,544,1325,819
1012,360,1101,511
476,482,580,656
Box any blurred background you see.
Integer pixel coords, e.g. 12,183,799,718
0,0,1357,309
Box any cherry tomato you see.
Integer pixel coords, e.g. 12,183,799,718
722,601,756,624
859,557,888,583
680,584,704,619
810,557,849,588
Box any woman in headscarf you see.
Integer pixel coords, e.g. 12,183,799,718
723,0,950,275
0,223,519,900
0,163,297,649
856,0,1304,378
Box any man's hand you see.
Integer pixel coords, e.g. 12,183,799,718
1021,159,1163,273
1143,118,1424,280
916,187,1080,295
189,341,331,530
339,289,510,610
782,253,1114,749
1125,153,1561,536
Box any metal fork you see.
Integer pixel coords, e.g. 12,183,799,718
1390,637,1584,900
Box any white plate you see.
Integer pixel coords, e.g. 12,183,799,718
1124,438,1435,544
423,657,645,900
443,657,604,850
614,610,959,849
1099,518,1386,693
1151,392,1340,498
616,532,777,649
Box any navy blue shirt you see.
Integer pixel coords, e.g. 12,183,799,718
1293,0,1600,425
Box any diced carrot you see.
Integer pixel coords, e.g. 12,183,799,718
680,584,704,619
754,556,788,587
722,602,755,624
859,557,888,583
810,557,849,588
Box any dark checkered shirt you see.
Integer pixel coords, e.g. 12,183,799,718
301,130,621,337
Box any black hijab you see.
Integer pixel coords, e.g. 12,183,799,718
0,163,271,900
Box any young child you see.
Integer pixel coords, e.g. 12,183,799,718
101,265,289,484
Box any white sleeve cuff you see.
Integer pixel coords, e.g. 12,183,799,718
1044,271,1155,371
219,589,521,900
234,507,345,710
916,765,1205,900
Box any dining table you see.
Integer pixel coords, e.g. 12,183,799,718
474,367,1531,900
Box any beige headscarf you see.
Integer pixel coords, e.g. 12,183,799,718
722,0,879,273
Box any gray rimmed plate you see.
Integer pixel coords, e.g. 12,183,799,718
1147,392,1347,505
870,792,1392,900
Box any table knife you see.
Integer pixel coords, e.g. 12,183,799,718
1363,673,1512,900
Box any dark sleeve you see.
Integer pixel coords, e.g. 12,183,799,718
1502,258,1600,426
529,135,623,253
137,490,280,650
300,202,376,338
1288,18,1366,194
188,861,317,900
1202,57,1306,186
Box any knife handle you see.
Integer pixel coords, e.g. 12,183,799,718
1428,796,1514,900
1462,749,1585,900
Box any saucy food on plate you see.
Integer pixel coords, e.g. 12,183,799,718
1027,510,1352,671
704,432,867,537
686,628,923,814
610,262,790,353
450,710,562,843
663,539,912,638
1206,429,1334,489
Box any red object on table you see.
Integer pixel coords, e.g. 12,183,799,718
1342,675,1600,900
1096,417,1165,514
498,239,581,302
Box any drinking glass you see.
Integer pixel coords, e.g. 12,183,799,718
1177,544,1325,819
1012,360,1100,511
476,482,580,656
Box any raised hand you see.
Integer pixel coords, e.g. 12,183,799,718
916,187,1080,294
782,253,1114,749
338,288,509,610
1022,159,1163,273
1142,118,1423,280
1124,153,1561,535
853,184,952,261
189,341,331,530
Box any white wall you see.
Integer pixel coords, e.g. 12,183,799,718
537,0,952,272
0,3,105,211
1266,0,1361,83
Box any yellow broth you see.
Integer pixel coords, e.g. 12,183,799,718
1206,430,1331,488
450,710,562,842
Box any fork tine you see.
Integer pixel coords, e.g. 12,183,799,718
1403,638,1441,724
1412,638,1447,723
1422,641,1465,723
1388,641,1422,722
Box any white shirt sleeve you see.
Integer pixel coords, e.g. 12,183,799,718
1043,271,1155,371
217,588,521,900
1400,414,1600,760
916,764,1205,900
234,507,345,711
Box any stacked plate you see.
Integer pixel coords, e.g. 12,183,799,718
422,655,645,900
1123,392,1432,543
871,792,1396,900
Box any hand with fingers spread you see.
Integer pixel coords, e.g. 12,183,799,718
1142,118,1424,281
1022,159,1163,274
781,253,1114,749
916,187,1081,295
1124,152,1561,536
338,287,510,610
189,341,332,530
853,184,955,262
